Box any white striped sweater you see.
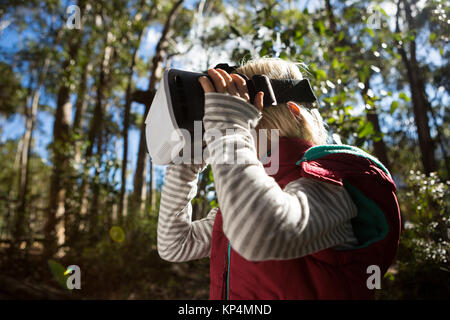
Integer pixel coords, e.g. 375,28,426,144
157,92,359,262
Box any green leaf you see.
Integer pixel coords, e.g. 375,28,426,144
358,121,375,138
313,20,326,36
399,92,411,102
384,272,395,281
376,6,389,17
332,95,341,104
344,7,358,20
393,33,403,42
390,101,399,114
344,105,353,115
358,67,369,83
429,32,436,43
264,18,275,29
48,260,70,291
364,27,375,37
334,46,350,52
315,69,327,80
366,99,374,107
332,58,339,70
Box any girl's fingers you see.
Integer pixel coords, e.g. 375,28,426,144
198,76,216,93
230,74,250,101
200,70,262,111
207,68,227,93
254,91,264,111
215,68,239,96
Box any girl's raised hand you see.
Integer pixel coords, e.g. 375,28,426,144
198,68,264,111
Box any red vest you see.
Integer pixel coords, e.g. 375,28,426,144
209,137,401,300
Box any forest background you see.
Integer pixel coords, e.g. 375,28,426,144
0,0,448,299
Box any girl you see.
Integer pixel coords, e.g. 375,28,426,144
156,57,401,299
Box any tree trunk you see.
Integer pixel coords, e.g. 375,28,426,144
366,112,391,171
45,0,86,257
5,137,23,242
192,167,211,221
12,23,64,250
400,53,437,174
325,0,391,170
147,159,153,214
88,58,108,235
397,0,437,174
13,61,48,244
78,33,114,236
64,49,93,245
119,68,134,225
119,35,147,224
325,0,337,34
73,59,92,167
118,0,157,225
45,71,74,257
131,0,184,217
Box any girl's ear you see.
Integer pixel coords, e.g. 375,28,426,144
286,101,302,117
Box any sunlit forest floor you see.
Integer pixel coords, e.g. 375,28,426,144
2,242,449,300
0,245,210,299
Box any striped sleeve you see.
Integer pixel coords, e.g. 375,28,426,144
157,163,217,262
203,92,359,261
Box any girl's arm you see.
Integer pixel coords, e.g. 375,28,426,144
157,163,217,262
203,92,359,262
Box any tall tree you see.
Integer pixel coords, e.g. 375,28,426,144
72,43,93,168
77,9,114,234
396,0,437,174
131,0,185,217
325,0,391,168
88,30,116,236
13,57,50,248
119,0,157,225
45,0,87,257
7,7,64,252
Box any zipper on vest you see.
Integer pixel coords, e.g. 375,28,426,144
225,241,231,300
222,241,231,300
222,250,228,299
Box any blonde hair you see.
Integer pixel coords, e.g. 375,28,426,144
235,57,328,146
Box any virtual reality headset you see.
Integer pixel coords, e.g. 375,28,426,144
145,63,318,165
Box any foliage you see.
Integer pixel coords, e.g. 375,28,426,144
0,62,25,117
0,0,448,299
378,171,450,299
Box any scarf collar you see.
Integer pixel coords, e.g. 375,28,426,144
262,137,314,179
